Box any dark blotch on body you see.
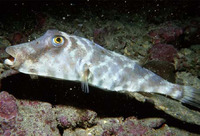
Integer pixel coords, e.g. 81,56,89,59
98,80,104,86
80,38,92,51
69,37,78,51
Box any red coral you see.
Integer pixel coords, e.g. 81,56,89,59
149,26,183,44
149,44,178,63
7,32,28,45
123,118,148,135
12,32,24,44
58,116,71,127
3,130,11,136
0,91,18,120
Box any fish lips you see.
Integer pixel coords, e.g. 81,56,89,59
4,44,25,68
4,46,17,67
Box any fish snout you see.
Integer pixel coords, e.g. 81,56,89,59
4,43,32,68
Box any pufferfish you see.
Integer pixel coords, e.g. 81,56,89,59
4,30,200,109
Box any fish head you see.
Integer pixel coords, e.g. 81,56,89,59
4,30,77,79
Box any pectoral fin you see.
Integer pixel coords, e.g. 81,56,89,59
81,68,90,93
76,59,92,93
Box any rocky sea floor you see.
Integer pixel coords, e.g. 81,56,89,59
0,1,200,135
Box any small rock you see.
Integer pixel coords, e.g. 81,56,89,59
0,91,18,120
148,25,183,45
149,44,178,63
143,60,176,83
175,48,200,77
55,105,97,128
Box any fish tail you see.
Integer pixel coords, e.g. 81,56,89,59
180,86,200,109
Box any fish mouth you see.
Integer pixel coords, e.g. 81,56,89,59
4,46,17,67
4,56,15,66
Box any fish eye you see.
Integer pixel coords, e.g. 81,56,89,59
52,36,64,47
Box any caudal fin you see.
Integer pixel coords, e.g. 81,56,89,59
180,86,200,109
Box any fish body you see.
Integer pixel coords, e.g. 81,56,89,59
4,30,200,108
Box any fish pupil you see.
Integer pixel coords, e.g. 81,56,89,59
56,37,61,43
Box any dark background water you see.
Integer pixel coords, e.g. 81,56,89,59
0,0,199,28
